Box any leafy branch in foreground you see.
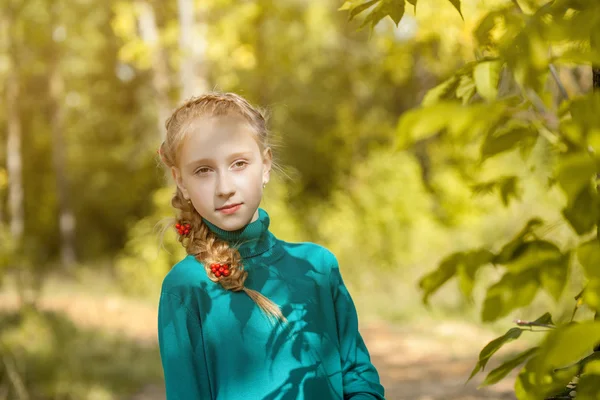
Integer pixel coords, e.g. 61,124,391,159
342,0,600,398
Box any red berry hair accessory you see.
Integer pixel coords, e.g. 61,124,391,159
210,263,231,278
175,221,191,236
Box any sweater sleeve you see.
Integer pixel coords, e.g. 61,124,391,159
158,290,213,400
328,253,386,400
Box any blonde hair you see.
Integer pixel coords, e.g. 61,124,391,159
159,92,286,324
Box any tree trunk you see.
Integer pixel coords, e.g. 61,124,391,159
177,0,208,101
50,3,77,268
6,15,23,245
137,0,171,140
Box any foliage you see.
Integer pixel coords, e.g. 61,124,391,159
342,0,600,398
0,309,162,399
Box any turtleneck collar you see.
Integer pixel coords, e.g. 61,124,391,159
201,207,277,259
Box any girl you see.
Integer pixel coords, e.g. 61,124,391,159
157,92,385,400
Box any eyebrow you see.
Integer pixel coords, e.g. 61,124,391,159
185,151,254,168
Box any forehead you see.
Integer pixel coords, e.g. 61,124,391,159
179,114,261,161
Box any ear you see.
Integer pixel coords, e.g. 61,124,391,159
262,147,272,184
171,166,190,199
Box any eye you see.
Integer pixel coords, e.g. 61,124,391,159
233,160,248,169
195,167,211,175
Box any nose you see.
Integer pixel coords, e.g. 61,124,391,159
216,170,236,198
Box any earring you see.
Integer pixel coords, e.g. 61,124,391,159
262,182,267,188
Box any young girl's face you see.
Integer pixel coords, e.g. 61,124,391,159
171,113,271,231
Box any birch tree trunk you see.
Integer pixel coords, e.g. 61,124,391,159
177,0,208,101
137,0,171,140
50,3,77,268
5,9,23,245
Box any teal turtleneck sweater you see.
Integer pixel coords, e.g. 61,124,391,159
157,208,385,400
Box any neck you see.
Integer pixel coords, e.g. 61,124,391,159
200,208,277,259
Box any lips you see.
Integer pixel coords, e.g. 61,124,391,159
217,203,242,211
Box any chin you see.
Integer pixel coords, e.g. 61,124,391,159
215,211,254,231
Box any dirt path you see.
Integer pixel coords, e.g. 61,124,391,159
0,290,519,400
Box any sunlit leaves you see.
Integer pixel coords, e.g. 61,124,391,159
577,240,600,310
339,0,379,20
422,59,504,105
494,218,544,264
419,249,493,304
556,153,595,201
520,322,600,399
578,360,600,400
471,176,522,206
362,0,405,28
561,92,600,153
556,153,598,235
468,327,524,381
482,269,540,322
340,0,462,30
446,0,462,20
339,0,405,29
469,313,553,385
396,101,507,149
515,355,578,400
421,75,461,106
480,347,538,387
473,60,502,101
480,121,538,162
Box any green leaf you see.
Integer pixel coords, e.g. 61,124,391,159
474,9,507,48
446,0,463,19
539,256,569,301
583,278,600,311
340,0,380,20
471,176,520,205
457,249,494,301
468,327,523,381
406,0,416,11
532,312,554,326
578,360,600,400
515,355,578,400
480,347,538,387
473,60,502,102
498,241,569,301
499,176,520,206
480,121,537,161
396,102,507,149
518,132,538,161
503,240,566,273
562,184,598,235
419,253,462,304
492,219,544,264
577,239,600,280
419,249,492,304
570,92,600,146
361,0,405,29
482,269,540,322
422,75,460,106
456,75,476,104
534,322,600,389
556,152,595,202
396,103,460,148
339,1,354,10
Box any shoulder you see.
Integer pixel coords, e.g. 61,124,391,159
160,255,211,302
278,240,339,272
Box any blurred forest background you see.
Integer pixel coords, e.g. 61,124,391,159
0,0,597,399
